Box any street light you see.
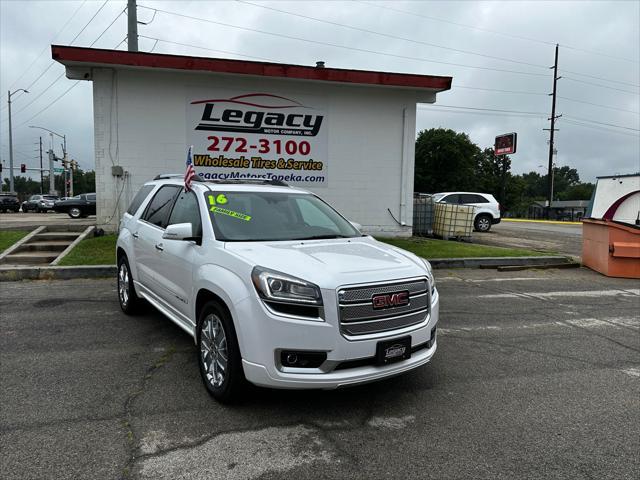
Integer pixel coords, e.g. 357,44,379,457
29,125,66,155
29,125,67,195
7,88,29,193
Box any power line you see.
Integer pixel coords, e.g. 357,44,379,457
358,0,639,65
560,69,639,88
138,4,551,78
237,0,549,70
429,104,547,115
558,96,639,115
562,76,639,95
138,36,278,62
68,0,109,45
16,82,81,129
89,7,126,47
455,85,547,96
11,73,66,117
15,39,123,127
563,114,640,132
10,5,123,121
6,0,88,91
417,106,547,119
561,119,640,138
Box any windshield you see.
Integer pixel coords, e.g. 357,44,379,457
203,191,360,242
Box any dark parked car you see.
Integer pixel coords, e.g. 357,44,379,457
21,194,59,213
0,193,20,213
53,193,96,218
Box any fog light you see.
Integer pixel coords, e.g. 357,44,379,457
280,350,327,368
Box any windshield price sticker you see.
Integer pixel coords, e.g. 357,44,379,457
207,194,252,222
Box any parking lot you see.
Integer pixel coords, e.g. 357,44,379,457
474,220,583,257
0,211,95,230
1,267,638,480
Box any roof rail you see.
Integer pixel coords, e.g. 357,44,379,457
153,173,203,181
205,179,289,187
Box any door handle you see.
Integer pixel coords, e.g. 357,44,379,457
132,232,139,239
155,243,164,251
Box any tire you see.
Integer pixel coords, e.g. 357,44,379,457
474,214,492,232
68,207,82,219
197,301,245,403
117,256,141,314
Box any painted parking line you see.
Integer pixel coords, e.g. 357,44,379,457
478,289,640,299
436,277,549,283
620,367,640,378
439,316,639,336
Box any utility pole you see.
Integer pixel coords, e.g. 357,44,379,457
127,0,138,52
544,44,562,218
39,137,44,194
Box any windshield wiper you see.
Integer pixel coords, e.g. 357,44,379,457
293,234,351,240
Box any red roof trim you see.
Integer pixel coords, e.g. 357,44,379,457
51,46,452,91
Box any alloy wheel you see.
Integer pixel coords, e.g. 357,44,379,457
70,207,81,218
118,263,129,308
478,217,490,231
200,314,228,388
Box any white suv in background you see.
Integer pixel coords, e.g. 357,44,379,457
433,192,501,232
116,175,439,402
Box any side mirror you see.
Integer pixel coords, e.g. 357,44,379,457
350,221,362,231
163,223,194,241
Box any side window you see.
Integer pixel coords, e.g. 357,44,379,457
441,194,459,204
460,194,478,204
142,186,181,228
87,194,96,202
295,197,339,232
127,185,154,215
473,194,489,203
167,190,202,237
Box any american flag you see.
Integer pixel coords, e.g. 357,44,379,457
184,145,196,191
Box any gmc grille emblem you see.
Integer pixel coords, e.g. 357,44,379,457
372,291,410,309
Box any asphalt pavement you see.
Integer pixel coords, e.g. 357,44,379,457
474,220,583,257
1,268,638,480
0,211,95,230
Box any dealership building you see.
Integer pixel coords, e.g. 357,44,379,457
52,46,452,235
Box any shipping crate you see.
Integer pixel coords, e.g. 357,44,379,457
413,194,436,236
433,203,475,240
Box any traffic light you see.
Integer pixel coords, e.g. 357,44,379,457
20,164,26,173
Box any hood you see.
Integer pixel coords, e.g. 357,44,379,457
224,236,427,288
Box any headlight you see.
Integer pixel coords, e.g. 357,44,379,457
251,267,323,306
421,258,436,295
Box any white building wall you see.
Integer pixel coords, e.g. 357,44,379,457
91,67,432,235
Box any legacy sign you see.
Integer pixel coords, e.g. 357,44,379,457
187,91,328,186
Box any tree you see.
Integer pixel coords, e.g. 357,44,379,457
414,128,481,193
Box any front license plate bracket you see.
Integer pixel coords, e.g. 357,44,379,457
376,336,411,365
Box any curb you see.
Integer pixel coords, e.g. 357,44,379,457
0,265,116,282
0,256,576,281
503,218,582,226
427,256,574,269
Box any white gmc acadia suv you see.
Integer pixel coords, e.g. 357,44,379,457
116,175,438,402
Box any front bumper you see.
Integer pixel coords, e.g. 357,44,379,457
235,287,439,389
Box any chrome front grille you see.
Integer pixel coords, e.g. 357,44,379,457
338,278,430,336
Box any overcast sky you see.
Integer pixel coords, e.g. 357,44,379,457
1,0,638,183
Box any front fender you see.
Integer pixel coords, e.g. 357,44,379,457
193,264,253,348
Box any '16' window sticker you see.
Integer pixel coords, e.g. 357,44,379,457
207,194,252,222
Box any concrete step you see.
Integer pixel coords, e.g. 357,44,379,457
1,251,59,265
14,241,70,253
46,224,92,233
33,232,80,242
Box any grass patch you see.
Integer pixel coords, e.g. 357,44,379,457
58,234,117,266
378,237,547,259
0,230,30,253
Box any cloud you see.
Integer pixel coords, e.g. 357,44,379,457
1,0,638,183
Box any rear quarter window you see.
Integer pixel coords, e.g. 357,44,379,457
127,185,155,216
